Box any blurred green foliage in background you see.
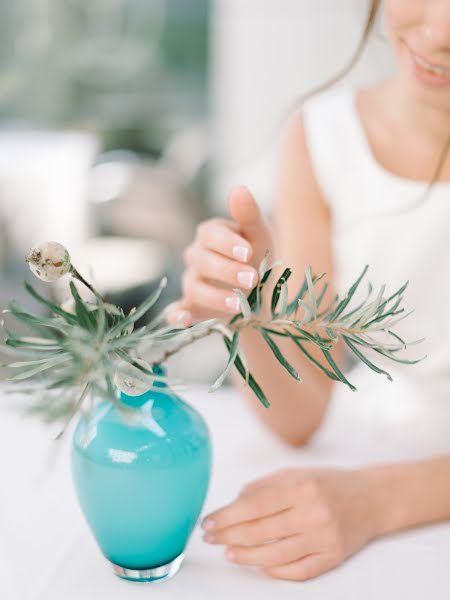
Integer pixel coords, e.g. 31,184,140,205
0,0,209,156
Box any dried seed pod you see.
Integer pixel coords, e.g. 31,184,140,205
114,358,154,396
26,241,72,282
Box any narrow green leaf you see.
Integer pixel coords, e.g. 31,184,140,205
339,283,373,321
285,272,325,317
386,330,427,349
271,268,292,317
5,338,61,351
283,328,339,381
286,278,308,316
370,346,425,365
363,308,405,329
96,302,107,337
321,349,356,391
369,310,414,332
104,303,123,316
223,336,269,407
260,329,302,382
291,326,333,350
364,283,385,318
261,326,292,337
376,281,409,316
342,336,393,381
54,381,91,440
304,265,317,318
229,261,274,325
233,288,252,319
325,327,338,342
3,353,68,368
209,331,240,392
258,251,270,280
108,277,167,338
114,350,154,377
276,281,289,317
7,355,71,381
328,265,369,321
237,346,250,385
316,282,329,309
69,282,97,331
24,282,77,324
5,303,67,336
345,333,405,352
296,299,313,322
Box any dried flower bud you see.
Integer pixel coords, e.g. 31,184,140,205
114,358,154,396
26,242,72,282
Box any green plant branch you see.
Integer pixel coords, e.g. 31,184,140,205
0,242,425,426
71,267,106,303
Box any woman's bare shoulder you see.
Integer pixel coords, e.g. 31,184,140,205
275,107,330,219
272,107,334,285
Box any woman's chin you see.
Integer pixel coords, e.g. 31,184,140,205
401,52,450,109
400,70,450,112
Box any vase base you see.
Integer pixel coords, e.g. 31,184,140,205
111,553,184,583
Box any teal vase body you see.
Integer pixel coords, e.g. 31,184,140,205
71,378,212,582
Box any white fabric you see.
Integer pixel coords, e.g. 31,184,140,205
1,384,450,599
302,87,450,450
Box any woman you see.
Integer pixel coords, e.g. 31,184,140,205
166,0,450,581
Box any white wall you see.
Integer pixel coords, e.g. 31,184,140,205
210,0,396,213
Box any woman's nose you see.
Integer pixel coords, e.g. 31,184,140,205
423,1,450,50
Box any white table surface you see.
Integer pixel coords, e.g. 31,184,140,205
1,374,450,599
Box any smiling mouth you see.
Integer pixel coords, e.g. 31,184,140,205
410,50,450,78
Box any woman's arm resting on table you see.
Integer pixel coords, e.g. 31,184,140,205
367,453,450,535
201,455,450,581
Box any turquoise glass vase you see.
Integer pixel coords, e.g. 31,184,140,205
71,372,212,583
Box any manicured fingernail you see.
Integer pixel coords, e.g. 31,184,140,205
225,548,235,562
237,271,255,289
225,296,240,312
176,310,191,327
202,518,215,531
202,533,215,543
232,245,249,262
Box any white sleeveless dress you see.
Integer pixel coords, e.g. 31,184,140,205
301,87,450,460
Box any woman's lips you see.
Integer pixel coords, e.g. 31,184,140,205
408,48,450,87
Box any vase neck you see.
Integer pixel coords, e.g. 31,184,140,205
119,381,168,408
120,391,150,408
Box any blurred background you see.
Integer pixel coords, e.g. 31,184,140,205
0,0,395,384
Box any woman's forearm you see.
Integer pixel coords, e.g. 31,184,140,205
231,318,334,447
363,455,450,536
230,266,342,446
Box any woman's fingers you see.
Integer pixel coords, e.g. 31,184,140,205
202,485,294,532
196,218,253,264
165,301,215,326
225,534,315,569
184,246,258,291
203,508,295,546
263,553,337,582
181,271,243,315
164,300,193,327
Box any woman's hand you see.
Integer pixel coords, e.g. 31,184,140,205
165,186,274,327
201,467,380,581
